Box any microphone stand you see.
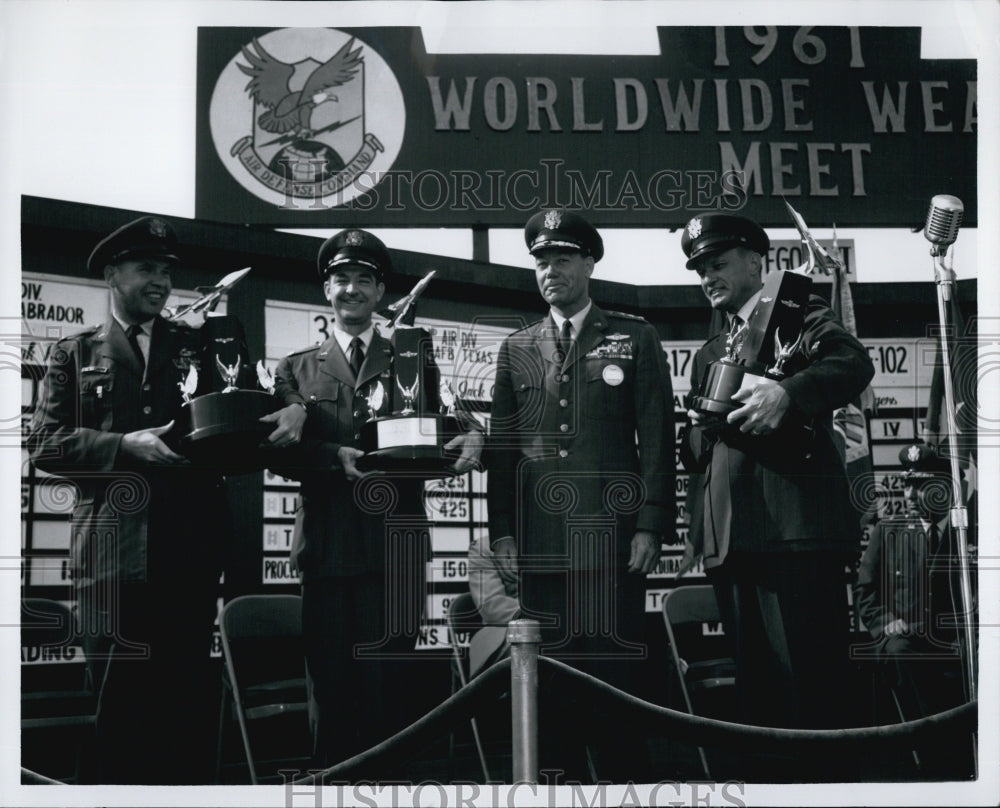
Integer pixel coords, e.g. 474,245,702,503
929,243,977,710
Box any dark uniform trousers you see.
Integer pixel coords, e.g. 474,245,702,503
28,315,228,784
272,331,437,773
488,306,675,782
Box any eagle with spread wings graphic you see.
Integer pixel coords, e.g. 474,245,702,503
237,36,363,139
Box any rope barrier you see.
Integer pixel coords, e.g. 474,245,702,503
538,656,977,752
293,659,512,784
294,645,975,785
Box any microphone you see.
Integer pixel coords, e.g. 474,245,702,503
924,194,964,255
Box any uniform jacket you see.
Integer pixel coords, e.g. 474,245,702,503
855,516,963,645
487,305,675,571
27,315,228,586
270,329,438,579
682,296,875,567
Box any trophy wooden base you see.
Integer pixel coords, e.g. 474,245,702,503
175,390,279,474
356,414,461,476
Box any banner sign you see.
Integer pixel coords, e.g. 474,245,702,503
197,26,976,228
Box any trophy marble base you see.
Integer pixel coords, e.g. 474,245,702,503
690,360,764,415
356,414,461,476
175,390,279,474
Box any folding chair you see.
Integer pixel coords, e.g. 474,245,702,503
446,592,491,781
216,594,310,784
661,585,737,778
20,598,96,783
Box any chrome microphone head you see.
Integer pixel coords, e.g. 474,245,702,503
924,194,964,255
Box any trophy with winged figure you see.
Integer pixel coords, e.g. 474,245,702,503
355,270,461,474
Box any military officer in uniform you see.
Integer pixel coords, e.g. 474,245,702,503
855,443,972,716
262,229,482,770
677,214,875,775
27,216,232,783
487,209,674,781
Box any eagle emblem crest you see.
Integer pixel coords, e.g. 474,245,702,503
687,218,703,239
544,209,562,230
209,29,405,211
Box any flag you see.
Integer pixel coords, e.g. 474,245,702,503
924,253,978,519
783,201,876,526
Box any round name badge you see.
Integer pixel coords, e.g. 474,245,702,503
602,364,625,386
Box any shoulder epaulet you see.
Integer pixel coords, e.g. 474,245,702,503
58,324,100,344
605,310,647,323
285,344,320,358
511,317,545,335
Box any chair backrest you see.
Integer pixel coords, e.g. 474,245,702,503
662,585,733,664
220,594,303,643
219,595,306,694
663,585,723,628
446,592,483,687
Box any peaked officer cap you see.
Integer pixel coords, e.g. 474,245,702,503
317,229,392,281
87,216,180,275
525,209,604,262
898,442,952,480
681,214,770,269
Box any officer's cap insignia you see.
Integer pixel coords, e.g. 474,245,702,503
687,217,703,238
907,445,922,463
544,209,562,230
346,230,364,246
149,218,168,238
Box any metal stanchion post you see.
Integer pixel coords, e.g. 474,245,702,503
507,619,541,784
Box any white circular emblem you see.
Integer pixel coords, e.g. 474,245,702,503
209,29,406,211
687,217,703,238
602,364,625,386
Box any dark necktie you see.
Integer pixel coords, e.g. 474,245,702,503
126,324,145,372
349,336,365,377
558,319,573,364
727,315,745,357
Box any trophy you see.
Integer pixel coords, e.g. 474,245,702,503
691,269,813,415
355,271,461,475
167,268,279,473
